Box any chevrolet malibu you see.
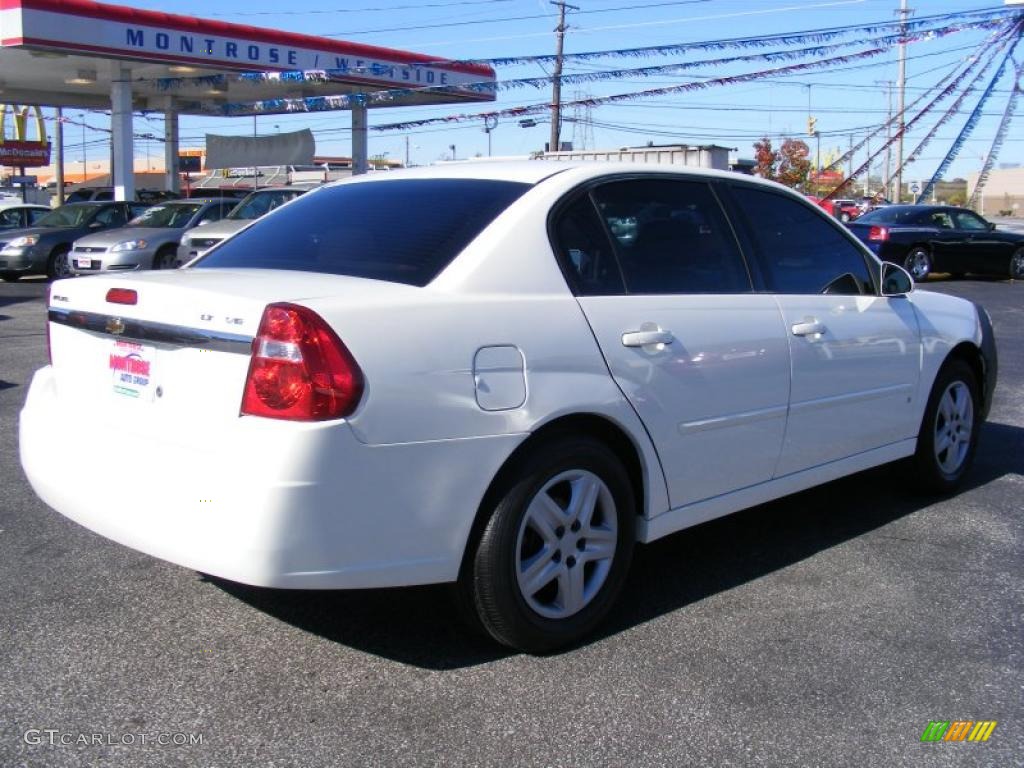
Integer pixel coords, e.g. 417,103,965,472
70,198,236,274
20,163,997,652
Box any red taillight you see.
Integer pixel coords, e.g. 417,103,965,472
868,226,889,242
106,288,138,305
241,303,364,421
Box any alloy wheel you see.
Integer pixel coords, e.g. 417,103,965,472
1011,250,1024,279
515,469,617,620
904,249,930,281
933,380,974,475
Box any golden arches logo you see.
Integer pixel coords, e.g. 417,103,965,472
0,103,46,144
0,104,51,166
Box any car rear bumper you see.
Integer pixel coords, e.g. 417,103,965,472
20,365,524,589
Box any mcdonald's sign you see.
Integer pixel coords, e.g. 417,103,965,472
921,720,998,743
0,104,51,166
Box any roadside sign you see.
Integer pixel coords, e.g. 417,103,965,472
9,175,37,185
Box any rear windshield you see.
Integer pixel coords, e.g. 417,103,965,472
194,178,531,286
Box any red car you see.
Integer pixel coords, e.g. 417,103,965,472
807,196,860,222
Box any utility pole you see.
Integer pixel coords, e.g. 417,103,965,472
55,108,65,205
549,1,578,154
878,80,893,199
847,134,853,192
894,0,912,203
864,136,871,196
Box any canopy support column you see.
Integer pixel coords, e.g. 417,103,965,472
352,103,368,176
110,63,134,201
164,98,180,194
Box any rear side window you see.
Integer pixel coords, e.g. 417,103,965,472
590,178,751,295
195,179,530,286
552,196,625,295
729,185,873,295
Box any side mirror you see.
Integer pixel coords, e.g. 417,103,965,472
881,262,914,296
988,221,996,231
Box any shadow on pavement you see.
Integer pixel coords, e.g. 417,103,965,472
211,420,1023,669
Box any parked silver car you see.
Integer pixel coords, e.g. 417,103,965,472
70,198,236,274
176,187,306,264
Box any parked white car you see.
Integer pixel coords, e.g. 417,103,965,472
20,162,997,652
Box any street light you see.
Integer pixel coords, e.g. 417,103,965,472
449,144,456,161
483,115,498,157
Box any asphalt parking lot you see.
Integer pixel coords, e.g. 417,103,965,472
1,273,1021,767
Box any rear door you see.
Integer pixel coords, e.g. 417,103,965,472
553,177,791,509
723,183,921,477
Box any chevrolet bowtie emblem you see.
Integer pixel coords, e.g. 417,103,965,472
106,317,126,335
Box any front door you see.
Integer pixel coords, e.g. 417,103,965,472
551,177,791,509
724,183,921,477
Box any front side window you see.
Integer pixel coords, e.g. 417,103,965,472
195,179,530,286
0,208,22,227
953,210,989,231
926,211,954,230
227,190,302,221
729,185,873,295
36,204,94,227
93,206,126,227
589,179,751,294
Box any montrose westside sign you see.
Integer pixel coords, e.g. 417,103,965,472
0,0,492,92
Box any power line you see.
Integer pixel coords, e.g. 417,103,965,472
322,0,709,37
204,0,516,17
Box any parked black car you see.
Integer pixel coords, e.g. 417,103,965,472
848,205,1024,281
0,201,149,281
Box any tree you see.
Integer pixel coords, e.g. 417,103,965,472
776,138,811,189
753,137,777,180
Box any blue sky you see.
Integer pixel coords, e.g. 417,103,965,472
114,0,1022,182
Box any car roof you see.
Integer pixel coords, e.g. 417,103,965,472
0,202,49,209
330,160,790,193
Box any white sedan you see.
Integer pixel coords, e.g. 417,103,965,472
20,162,997,652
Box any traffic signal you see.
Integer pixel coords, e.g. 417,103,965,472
807,116,818,136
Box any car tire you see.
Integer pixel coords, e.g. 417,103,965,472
903,247,932,282
0,272,20,282
462,435,635,653
152,247,177,270
46,247,72,280
1010,248,1024,280
911,359,980,495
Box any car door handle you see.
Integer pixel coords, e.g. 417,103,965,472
791,318,825,337
622,329,675,347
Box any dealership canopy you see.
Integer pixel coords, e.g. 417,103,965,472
0,0,497,198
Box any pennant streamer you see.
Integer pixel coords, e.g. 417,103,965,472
967,62,1023,209
822,27,1015,199
453,7,1019,66
917,20,1024,203
149,15,1010,103
895,46,1007,182
366,48,889,131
